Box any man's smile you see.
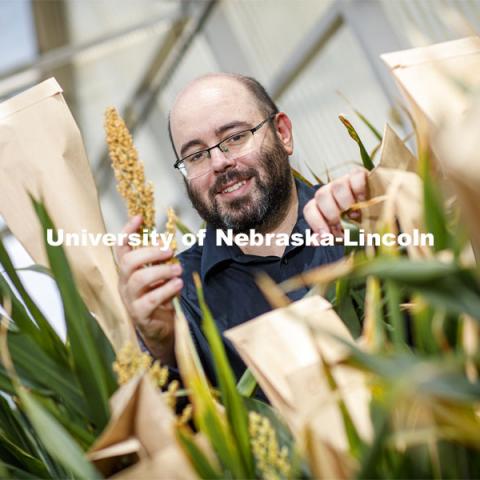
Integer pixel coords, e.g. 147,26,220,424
215,176,254,199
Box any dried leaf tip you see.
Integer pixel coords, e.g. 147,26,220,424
104,107,155,235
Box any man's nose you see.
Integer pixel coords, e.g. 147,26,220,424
210,146,236,173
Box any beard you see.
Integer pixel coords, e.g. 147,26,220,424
185,138,294,234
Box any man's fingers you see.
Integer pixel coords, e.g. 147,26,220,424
313,186,342,229
133,278,184,321
349,168,368,201
129,263,182,298
114,215,143,263
120,247,174,279
331,180,356,211
303,199,330,236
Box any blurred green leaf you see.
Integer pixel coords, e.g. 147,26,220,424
31,197,117,430
194,273,255,477
173,298,247,478
176,428,222,479
0,431,49,478
14,264,53,277
0,239,66,364
419,143,451,252
7,331,88,419
335,277,362,338
17,386,100,480
236,368,257,398
175,217,193,235
292,168,313,188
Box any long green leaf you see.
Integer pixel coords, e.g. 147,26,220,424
31,197,116,429
194,273,255,477
419,141,451,252
7,332,89,419
17,387,100,480
0,431,49,478
338,115,375,171
176,428,222,479
173,298,247,478
0,239,66,364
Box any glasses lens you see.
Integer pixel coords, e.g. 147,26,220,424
183,150,210,179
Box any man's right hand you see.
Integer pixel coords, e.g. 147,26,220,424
115,215,183,365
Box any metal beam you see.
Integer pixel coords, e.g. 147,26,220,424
339,0,406,107
203,4,254,75
0,11,181,98
268,2,343,100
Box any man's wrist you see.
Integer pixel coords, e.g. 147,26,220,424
135,328,176,366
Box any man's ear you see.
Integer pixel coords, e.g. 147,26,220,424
274,112,293,155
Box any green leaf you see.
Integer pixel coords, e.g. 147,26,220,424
292,168,313,187
7,331,89,419
14,264,53,277
0,431,49,478
353,258,480,322
335,277,362,338
236,368,257,398
17,387,101,480
31,197,117,430
172,298,247,478
0,460,38,479
0,239,66,364
176,428,222,479
193,273,255,477
385,280,407,348
337,91,383,141
175,217,193,235
419,143,451,252
338,115,375,171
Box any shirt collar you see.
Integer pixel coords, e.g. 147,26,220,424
200,177,318,281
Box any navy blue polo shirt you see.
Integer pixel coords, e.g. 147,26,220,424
176,179,344,385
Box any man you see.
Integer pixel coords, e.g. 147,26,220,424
115,73,367,383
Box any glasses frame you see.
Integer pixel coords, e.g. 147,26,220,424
173,113,277,177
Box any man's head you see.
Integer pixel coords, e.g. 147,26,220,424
169,73,295,233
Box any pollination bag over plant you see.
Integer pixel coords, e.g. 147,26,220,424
88,375,197,479
0,77,134,350
436,96,480,262
225,296,372,447
381,36,480,130
361,124,428,258
382,36,480,260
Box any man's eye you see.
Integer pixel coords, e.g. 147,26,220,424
187,151,206,163
226,132,248,144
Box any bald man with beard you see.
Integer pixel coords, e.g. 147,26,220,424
115,73,367,387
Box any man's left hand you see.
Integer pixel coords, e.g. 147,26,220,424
303,167,367,238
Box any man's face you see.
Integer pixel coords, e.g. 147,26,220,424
170,77,294,233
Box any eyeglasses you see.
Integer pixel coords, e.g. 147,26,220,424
174,113,276,179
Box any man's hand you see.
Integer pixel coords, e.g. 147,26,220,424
115,215,183,364
303,167,367,237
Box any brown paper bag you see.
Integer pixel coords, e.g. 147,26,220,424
0,78,134,350
381,36,480,130
352,123,431,258
435,97,480,262
88,375,196,479
225,296,372,447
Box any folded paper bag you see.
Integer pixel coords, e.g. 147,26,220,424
381,36,480,131
225,296,372,447
88,375,197,479
0,78,134,350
